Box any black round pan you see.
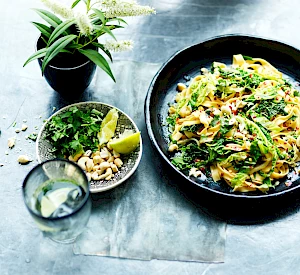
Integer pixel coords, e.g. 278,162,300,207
145,34,300,212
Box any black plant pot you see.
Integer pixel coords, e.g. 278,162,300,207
37,36,96,97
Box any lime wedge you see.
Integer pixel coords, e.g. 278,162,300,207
98,109,119,146
40,187,73,218
109,130,140,154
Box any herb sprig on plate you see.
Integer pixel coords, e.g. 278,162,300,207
45,106,103,157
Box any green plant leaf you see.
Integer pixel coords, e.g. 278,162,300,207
66,44,83,49
78,49,115,82
86,0,91,10
92,42,113,62
31,22,52,38
23,48,47,67
41,36,48,45
33,9,62,28
92,25,104,30
60,49,73,54
48,19,76,46
92,9,106,24
42,35,77,73
71,0,82,8
107,17,128,25
93,24,123,32
102,26,117,41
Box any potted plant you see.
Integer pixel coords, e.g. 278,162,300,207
23,0,156,97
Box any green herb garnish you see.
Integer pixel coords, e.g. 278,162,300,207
45,107,103,157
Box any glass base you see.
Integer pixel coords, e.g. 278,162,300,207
49,236,77,244
43,230,83,244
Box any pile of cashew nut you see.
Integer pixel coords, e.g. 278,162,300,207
69,144,123,181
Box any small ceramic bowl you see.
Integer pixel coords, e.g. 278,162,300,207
36,101,142,193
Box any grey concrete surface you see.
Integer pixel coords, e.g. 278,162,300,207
2,0,300,274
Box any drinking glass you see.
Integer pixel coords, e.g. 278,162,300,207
22,159,91,243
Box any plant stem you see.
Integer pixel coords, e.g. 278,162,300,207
79,34,101,49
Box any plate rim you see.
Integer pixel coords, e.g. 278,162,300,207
145,33,300,199
36,101,143,193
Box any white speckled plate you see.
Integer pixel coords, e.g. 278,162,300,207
36,101,142,193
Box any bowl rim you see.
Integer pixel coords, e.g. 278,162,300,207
36,101,143,193
145,33,300,200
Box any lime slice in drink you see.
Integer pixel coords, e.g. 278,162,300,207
109,130,140,154
98,108,119,146
40,187,74,218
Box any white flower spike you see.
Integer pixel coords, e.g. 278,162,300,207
40,0,74,19
101,0,156,18
75,13,94,36
104,40,134,52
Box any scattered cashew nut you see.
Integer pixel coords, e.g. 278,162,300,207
18,155,32,164
21,124,28,131
8,137,15,148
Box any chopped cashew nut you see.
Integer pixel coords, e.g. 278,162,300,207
189,168,202,177
86,158,94,172
97,168,112,180
107,156,115,163
91,151,100,158
177,83,187,92
97,168,106,175
91,171,100,180
18,155,31,164
93,165,100,171
21,124,28,131
105,174,112,180
77,157,90,171
99,162,111,170
100,147,111,159
93,155,102,165
111,164,118,173
114,158,123,168
73,141,125,181
8,137,15,148
83,150,92,157
168,144,178,152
